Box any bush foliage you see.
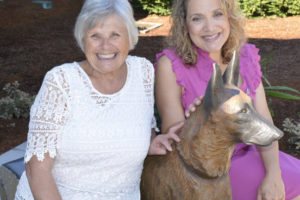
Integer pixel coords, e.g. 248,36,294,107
283,114,300,150
240,0,300,17
131,0,300,17
0,81,35,120
131,0,171,15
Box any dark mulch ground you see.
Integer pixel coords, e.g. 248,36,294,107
0,0,299,158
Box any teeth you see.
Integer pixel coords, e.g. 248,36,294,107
98,54,115,59
203,34,218,40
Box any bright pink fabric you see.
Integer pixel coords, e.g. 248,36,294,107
155,43,300,200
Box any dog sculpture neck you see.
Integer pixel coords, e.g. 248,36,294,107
176,51,241,179
176,97,236,179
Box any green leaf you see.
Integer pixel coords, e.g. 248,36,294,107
262,75,272,87
264,86,300,94
265,91,300,100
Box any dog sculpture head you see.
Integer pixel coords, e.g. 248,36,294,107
201,51,283,146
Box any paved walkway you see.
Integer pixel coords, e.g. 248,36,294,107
0,143,26,166
0,142,26,200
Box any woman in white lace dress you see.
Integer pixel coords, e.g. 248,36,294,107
14,0,180,199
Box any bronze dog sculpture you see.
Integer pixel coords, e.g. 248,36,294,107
141,52,283,200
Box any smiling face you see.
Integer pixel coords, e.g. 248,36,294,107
83,14,130,76
186,0,230,60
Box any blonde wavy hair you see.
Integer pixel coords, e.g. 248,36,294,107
168,0,246,66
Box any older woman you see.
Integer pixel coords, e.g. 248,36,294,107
155,0,300,199
14,0,173,199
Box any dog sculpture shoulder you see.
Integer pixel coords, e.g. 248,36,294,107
140,51,283,200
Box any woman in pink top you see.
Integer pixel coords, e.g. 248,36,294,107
154,0,300,199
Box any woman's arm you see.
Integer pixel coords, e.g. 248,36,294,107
26,153,62,200
255,82,285,200
155,55,185,133
147,55,185,155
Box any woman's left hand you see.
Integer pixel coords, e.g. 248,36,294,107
148,122,184,155
257,171,285,200
185,96,204,118
255,83,285,200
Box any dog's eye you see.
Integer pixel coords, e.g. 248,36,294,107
241,108,247,113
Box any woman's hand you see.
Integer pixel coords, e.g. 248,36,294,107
148,122,184,155
184,96,204,118
255,83,285,200
26,153,62,200
257,170,285,200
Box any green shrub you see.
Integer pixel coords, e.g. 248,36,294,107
239,0,300,17
0,81,35,119
283,113,300,150
131,0,300,17
131,0,171,16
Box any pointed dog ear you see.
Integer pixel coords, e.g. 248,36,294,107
203,63,224,114
223,50,240,87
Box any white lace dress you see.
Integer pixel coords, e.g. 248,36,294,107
15,56,155,200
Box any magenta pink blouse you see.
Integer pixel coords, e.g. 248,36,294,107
155,43,262,111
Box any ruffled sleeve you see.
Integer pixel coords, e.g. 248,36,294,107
24,69,69,163
155,49,192,109
155,49,187,89
239,43,263,101
155,48,216,111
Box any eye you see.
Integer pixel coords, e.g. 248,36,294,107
215,11,224,17
90,34,100,39
240,108,247,113
191,16,202,22
111,32,120,37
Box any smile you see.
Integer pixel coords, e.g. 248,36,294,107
97,53,116,59
202,33,220,41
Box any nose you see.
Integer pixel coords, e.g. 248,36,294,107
99,37,111,49
203,18,215,32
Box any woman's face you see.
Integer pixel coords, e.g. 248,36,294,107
186,0,230,59
83,14,130,75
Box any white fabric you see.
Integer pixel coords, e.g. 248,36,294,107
15,56,154,200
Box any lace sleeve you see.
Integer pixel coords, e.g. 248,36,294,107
24,69,69,163
151,116,160,132
140,57,159,131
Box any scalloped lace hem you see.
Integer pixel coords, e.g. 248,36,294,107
24,149,56,163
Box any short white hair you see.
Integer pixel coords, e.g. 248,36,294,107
74,0,138,52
